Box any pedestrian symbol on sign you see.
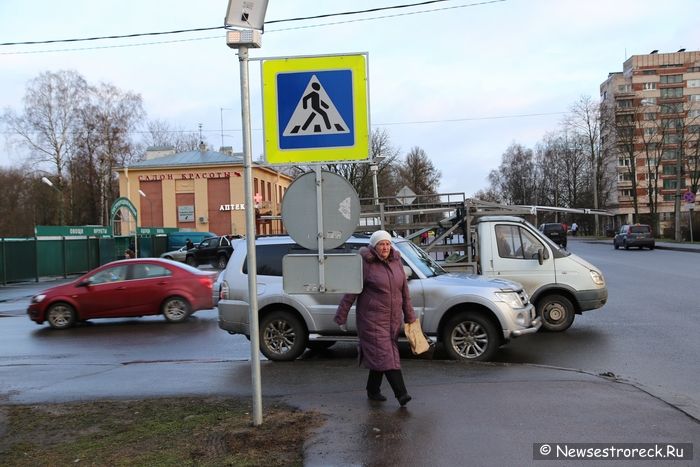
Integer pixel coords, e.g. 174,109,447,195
283,75,349,137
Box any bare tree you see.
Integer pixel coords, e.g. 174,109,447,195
3,71,145,228
566,95,609,234
2,70,88,224
534,132,564,208
145,119,207,153
395,146,441,196
73,83,145,224
472,186,500,202
488,142,536,205
301,128,401,200
603,99,643,221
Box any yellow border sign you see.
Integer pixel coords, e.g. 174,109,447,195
261,54,369,164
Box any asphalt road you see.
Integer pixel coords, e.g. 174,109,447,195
496,239,700,419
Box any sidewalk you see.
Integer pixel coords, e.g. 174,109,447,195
281,361,699,466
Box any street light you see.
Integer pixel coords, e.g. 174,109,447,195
226,0,268,427
370,155,386,205
138,189,153,227
40,175,64,226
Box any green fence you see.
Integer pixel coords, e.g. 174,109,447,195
0,234,170,285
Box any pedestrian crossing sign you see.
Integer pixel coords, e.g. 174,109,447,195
262,54,369,164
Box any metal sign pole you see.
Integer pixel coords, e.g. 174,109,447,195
239,45,263,426
689,208,694,243
315,166,326,292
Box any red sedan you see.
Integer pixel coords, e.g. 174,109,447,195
27,259,217,329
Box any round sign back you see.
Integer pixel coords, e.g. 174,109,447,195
282,171,360,250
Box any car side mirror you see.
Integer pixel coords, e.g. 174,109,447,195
77,278,93,287
537,248,544,265
403,265,414,279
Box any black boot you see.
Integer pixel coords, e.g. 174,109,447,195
367,391,387,401
385,370,411,406
366,370,386,401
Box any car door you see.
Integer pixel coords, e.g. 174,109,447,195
78,264,131,317
127,263,174,315
196,237,219,264
484,223,556,298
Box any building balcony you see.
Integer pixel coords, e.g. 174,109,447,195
658,96,685,104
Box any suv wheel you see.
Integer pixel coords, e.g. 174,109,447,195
537,294,575,332
442,311,498,361
186,256,197,267
260,310,308,361
216,255,228,270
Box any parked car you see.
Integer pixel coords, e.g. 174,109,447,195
167,231,217,251
27,258,217,329
613,224,655,250
186,235,240,269
217,235,540,362
538,223,567,248
160,245,190,263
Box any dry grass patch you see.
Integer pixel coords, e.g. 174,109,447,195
0,397,323,467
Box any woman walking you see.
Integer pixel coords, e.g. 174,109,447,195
335,230,417,406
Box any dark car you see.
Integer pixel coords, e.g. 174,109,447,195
27,258,217,329
613,224,655,250
538,223,567,248
186,235,241,269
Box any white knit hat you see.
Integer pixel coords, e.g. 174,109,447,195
369,230,392,247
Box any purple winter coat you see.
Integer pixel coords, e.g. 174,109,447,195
335,245,416,371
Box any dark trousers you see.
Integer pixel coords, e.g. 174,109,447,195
366,369,408,397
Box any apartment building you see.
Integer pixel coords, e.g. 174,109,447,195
600,49,700,234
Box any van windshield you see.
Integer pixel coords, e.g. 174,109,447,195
394,240,446,277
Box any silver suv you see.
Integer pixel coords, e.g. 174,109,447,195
217,235,540,361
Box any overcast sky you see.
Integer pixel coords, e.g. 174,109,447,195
1,0,697,195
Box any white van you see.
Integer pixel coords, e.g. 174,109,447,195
474,216,607,332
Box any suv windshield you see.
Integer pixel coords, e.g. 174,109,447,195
394,240,446,277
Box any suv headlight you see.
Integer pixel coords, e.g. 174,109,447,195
589,270,605,286
495,291,524,309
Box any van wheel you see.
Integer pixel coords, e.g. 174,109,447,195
260,311,308,361
47,303,76,329
537,294,574,332
442,311,498,361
